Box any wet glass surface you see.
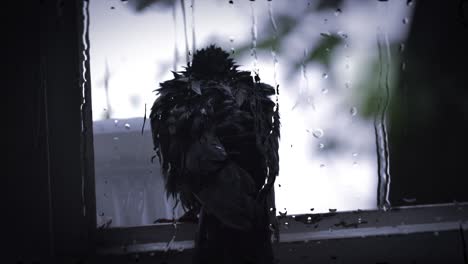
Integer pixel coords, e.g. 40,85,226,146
89,0,416,227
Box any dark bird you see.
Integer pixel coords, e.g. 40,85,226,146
150,45,280,264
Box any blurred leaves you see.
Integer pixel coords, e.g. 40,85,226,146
296,34,343,70
234,14,298,57
126,0,345,77
315,0,344,11
353,59,384,120
126,0,174,12
353,45,402,121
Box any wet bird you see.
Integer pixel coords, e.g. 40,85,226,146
150,45,280,264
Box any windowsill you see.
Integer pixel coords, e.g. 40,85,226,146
96,202,468,255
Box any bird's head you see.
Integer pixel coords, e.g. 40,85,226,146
188,45,237,80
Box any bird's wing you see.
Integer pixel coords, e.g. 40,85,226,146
151,77,264,229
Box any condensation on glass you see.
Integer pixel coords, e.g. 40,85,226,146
88,0,415,227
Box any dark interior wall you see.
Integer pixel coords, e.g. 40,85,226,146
38,0,97,259
389,0,468,205
9,0,94,262
8,0,52,261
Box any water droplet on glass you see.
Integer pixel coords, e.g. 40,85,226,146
406,0,413,6
399,43,405,53
345,63,350,69
402,197,417,203
334,8,342,16
229,0,234,4
114,119,119,126
124,123,131,129
320,164,326,168
433,231,439,236
401,62,406,71
229,36,235,42
312,129,324,138
357,217,363,224
323,18,328,24
345,81,351,88
382,203,390,212
278,184,282,187
121,0,128,3
352,152,358,157
329,208,337,213
350,107,357,116
269,223,276,232
99,212,104,216
403,17,409,24
270,207,276,212
177,247,185,252
337,31,348,39
319,143,325,149
284,221,289,228
353,161,358,166
322,73,329,79
321,88,329,94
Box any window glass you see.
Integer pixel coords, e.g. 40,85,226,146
90,0,415,227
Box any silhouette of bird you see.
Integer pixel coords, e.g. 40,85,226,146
150,45,280,264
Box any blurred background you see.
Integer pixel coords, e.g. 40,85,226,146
89,0,467,228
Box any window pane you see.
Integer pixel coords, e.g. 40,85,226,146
90,0,415,227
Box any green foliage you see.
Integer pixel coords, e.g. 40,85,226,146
315,0,344,11
233,14,298,57
127,0,173,12
297,34,343,69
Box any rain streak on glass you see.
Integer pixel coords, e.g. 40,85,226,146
374,3,393,211
250,1,258,75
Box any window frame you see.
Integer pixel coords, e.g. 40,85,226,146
63,0,468,257
94,203,468,255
